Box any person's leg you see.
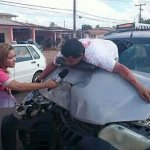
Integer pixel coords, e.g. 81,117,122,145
1,114,19,150
18,111,54,149
77,136,117,150
1,111,54,150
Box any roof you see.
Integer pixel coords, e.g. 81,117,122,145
103,30,150,39
0,18,25,26
49,26,72,32
84,29,113,35
0,18,72,31
14,21,49,29
77,28,115,36
48,22,72,31
0,12,18,17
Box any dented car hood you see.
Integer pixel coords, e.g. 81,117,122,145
39,64,150,125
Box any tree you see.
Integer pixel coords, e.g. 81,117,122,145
49,22,57,27
112,25,116,29
95,25,100,28
82,24,92,30
142,19,150,24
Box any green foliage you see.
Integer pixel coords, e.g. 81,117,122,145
82,24,92,30
142,19,150,24
95,25,100,28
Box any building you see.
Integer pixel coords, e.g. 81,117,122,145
0,12,73,48
116,22,150,32
76,27,115,39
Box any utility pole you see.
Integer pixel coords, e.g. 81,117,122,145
73,0,76,38
135,4,146,23
64,20,66,28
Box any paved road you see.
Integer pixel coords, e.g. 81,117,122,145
0,50,58,150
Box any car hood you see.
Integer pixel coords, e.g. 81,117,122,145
39,63,150,125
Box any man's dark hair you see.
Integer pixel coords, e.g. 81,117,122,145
61,38,85,57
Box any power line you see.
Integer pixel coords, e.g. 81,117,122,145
0,2,72,15
0,0,130,23
77,15,126,24
0,0,72,12
77,11,129,22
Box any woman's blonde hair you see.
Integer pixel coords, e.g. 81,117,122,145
0,43,14,69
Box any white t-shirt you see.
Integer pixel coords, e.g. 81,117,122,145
54,38,118,72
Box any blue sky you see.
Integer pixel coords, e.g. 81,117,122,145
0,0,150,29
104,0,133,12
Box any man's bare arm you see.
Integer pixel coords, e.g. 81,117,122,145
37,61,57,82
113,62,150,102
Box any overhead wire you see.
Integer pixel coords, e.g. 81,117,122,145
0,0,73,12
77,11,128,22
0,2,72,15
0,0,131,23
77,15,128,24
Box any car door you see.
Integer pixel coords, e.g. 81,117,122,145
13,45,36,82
28,45,46,70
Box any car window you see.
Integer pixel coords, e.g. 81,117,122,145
119,43,150,73
14,46,32,62
111,40,133,56
28,46,40,59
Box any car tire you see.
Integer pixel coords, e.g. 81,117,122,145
32,71,42,83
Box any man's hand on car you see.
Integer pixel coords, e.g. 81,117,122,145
137,86,150,102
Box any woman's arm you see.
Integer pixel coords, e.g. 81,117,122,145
7,79,57,92
113,62,150,102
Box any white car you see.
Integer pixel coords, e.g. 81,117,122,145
8,44,46,83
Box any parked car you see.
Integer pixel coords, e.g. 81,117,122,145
8,44,46,83
17,40,43,51
103,30,150,74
